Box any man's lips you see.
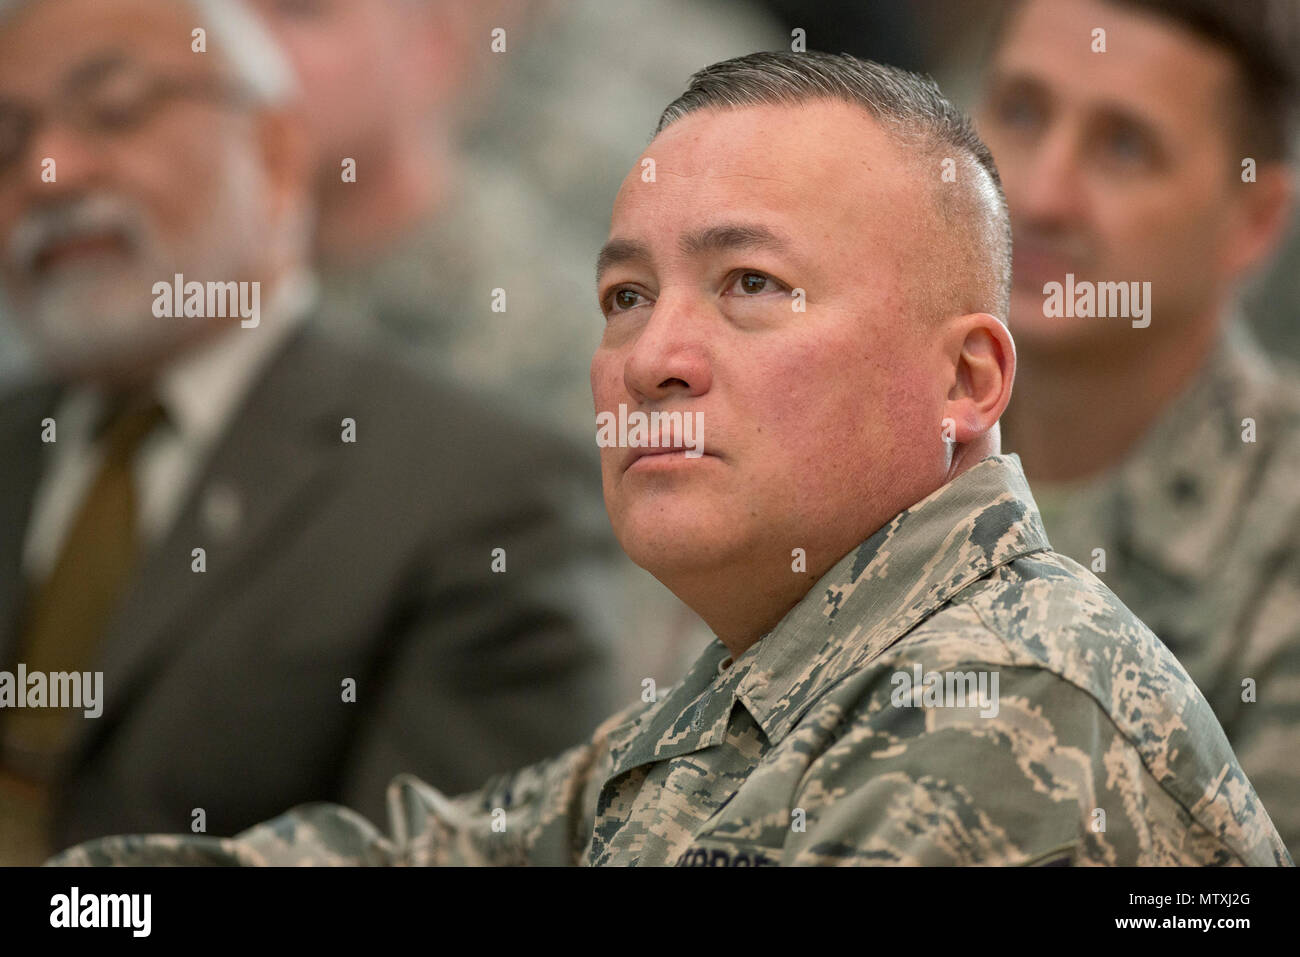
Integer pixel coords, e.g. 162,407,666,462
623,446,714,473
1011,241,1090,290
31,232,132,273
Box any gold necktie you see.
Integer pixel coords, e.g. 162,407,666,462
0,393,165,863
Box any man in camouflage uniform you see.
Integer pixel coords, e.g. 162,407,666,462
52,51,1290,866
54,454,1291,866
976,0,1300,854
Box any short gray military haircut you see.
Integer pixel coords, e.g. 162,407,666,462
655,51,1013,323
0,0,297,105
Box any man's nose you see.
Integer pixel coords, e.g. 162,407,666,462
622,290,712,403
1012,124,1088,225
22,119,106,194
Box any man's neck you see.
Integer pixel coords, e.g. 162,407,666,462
1005,312,1223,484
665,461,973,658
671,563,813,660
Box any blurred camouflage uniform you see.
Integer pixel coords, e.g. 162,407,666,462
1023,321,1300,857
50,455,1290,866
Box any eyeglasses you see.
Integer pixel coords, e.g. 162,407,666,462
0,55,253,173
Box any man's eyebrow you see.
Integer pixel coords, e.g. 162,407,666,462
983,69,1051,109
595,238,651,286
64,52,133,93
679,223,790,257
1090,102,1165,144
987,68,1040,90
595,223,794,286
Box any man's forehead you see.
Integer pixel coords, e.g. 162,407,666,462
633,101,901,181
995,0,1235,119
0,0,199,91
611,100,919,234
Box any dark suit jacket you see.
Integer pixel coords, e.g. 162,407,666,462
0,322,621,849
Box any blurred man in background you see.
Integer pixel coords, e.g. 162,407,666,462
976,0,1300,853
0,0,618,863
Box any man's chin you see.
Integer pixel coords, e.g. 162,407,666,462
1008,288,1119,356
614,507,753,576
27,313,208,382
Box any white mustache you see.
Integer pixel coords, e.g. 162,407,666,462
6,194,149,274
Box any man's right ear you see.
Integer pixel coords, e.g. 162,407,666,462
940,313,1016,447
1220,160,1294,281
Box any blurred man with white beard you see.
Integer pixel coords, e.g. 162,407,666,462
0,0,619,864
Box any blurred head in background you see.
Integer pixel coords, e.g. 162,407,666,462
0,0,312,385
248,0,524,266
977,0,1296,361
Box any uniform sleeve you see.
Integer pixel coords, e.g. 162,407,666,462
780,663,1271,866
47,703,643,866
1212,548,1300,858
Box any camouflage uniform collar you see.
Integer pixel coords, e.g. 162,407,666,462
1105,320,1278,584
601,634,741,781
731,453,1051,746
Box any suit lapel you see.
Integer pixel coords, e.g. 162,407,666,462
0,381,61,672
68,326,353,760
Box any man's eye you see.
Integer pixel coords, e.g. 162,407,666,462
999,97,1042,131
87,99,147,130
1104,127,1147,163
0,109,28,159
80,79,153,130
729,271,780,295
268,0,331,17
986,84,1048,136
609,288,645,311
